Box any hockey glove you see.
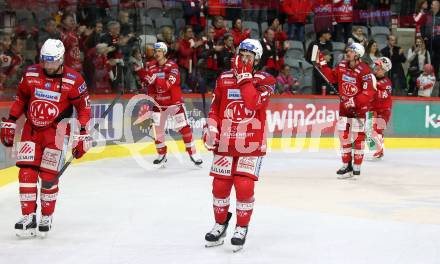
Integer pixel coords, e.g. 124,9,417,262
232,55,253,85
72,129,92,159
343,97,355,109
1,117,16,147
202,124,219,151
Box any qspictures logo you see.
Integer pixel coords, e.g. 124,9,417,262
425,105,440,129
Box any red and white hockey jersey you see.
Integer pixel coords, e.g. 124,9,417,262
371,76,392,111
321,59,376,117
137,59,182,107
9,64,91,129
208,70,276,157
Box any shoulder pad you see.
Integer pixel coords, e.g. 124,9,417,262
220,71,234,79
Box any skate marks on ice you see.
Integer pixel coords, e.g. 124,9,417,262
0,150,439,263
260,150,440,225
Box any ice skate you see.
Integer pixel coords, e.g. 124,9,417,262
205,212,232,248
231,226,248,253
15,213,37,238
189,153,203,167
336,162,355,179
38,215,53,238
372,148,384,160
153,154,167,168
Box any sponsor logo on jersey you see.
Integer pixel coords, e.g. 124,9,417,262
170,69,179,75
17,141,35,161
225,100,255,123
41,148,62,172
17,142,36,162
227,89,241,99
342,74,356,84
223,79,235,85
78,82,87,94
66,73,77,79
156,72,165,79
35,88,61,102
342,82,358,97
29,100,59,127
27,66,37,71
27,78,42,85
211,155,233,176
362,74,372,81
45,82,51,89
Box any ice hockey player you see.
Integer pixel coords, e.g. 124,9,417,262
203,39,276,252
316,43,377,179
0,39,91,237
370,57,393,159
136,42,202,168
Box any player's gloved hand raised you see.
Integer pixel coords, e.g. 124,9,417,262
1,117,16,147
343,97,355,109
232,55,253,85
72,129,92,159
203,124,219,151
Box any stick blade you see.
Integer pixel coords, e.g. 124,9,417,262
311,45,319,63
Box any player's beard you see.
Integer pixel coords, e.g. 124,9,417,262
43,64,64,77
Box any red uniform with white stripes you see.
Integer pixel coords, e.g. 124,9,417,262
320,59,376,169
137,59,196,155
208,69,275,227
8,64,91,216
371,76,392,134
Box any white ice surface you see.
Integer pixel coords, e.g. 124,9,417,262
1,149,440,264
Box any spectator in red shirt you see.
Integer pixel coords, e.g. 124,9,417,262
332,0,354,43
60,12,83,72
177,25,204,92
414,0,429,38
197,26,222,93
183,0,207,35
207,0,226,17
282,0,312,41
0,37,25,92
212,16,228,43
230,18,251,47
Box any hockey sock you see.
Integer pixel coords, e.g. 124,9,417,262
234,176,255,227
179,125,195,155
18,168,39,215
212,178,233,224
40,172,59,216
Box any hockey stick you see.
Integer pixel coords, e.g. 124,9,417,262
42,91,124,188
311,45,344,101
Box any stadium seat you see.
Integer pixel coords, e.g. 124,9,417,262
146,7,165,20
146,0,163,9
175,18,186,36
285,40,305,60
165,8,184,20
242,21,260,39
371,26,390,48
139,16,155,35
155,17,174,33
260,22,268,34
139,35,157,47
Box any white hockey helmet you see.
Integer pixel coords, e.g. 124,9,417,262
238,39,263,60
374,57,392,72
153,42,168,55
40,39,65,62
347,42,365,58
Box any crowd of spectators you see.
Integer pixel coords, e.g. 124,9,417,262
0,0,439,99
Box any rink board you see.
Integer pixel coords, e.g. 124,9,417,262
1,94,439,186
